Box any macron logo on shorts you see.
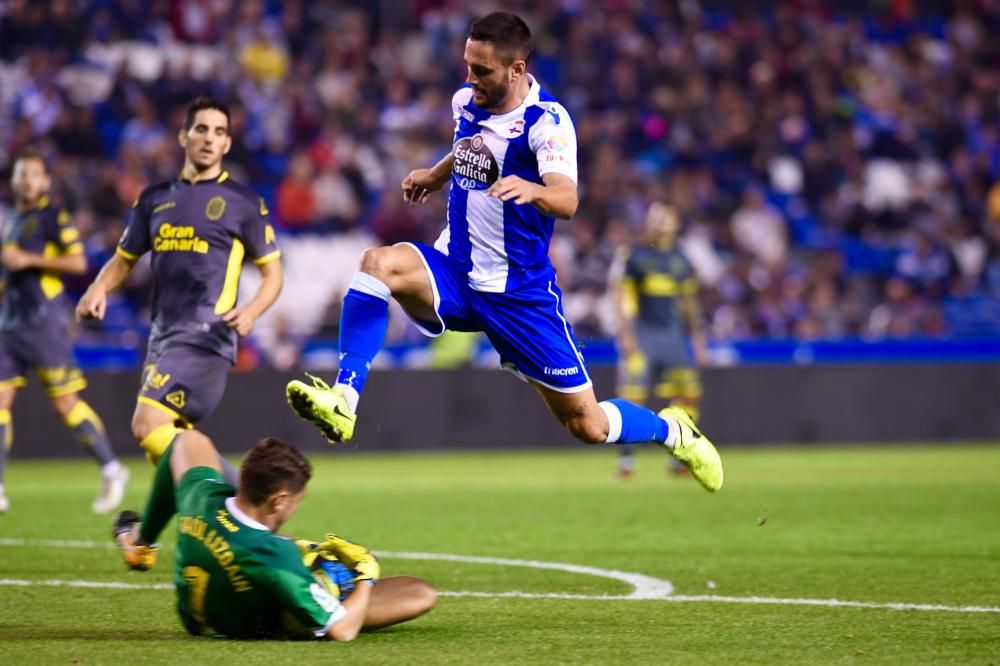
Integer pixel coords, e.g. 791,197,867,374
544,366,580,377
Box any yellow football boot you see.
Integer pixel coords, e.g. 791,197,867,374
659,406,723,492
286,373,356,444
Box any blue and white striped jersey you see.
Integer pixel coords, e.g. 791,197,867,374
436,75,578,293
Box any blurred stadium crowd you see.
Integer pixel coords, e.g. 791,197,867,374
1,0,1000,368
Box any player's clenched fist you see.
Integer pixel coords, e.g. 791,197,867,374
76,285,108,321
319,533,380,583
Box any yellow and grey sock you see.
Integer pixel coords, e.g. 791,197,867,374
140,422,184,466
140,422,239,485
0,409,10,484
64,401,117,468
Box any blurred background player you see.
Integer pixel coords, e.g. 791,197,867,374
611,202,707,480
113,430,436,640
285,12,722,492
0,150,128,514
76,98,283,474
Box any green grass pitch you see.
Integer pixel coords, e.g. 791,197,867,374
1,445,998,664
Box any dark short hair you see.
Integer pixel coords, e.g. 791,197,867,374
468,11,532,64
183,96,231,132
13,148,49,174
239,438,313,505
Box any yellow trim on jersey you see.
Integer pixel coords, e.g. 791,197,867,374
2,242,16,251
253,249,281,266
177,170,229,184
137,396,187,423
681,278,698,295
40,242,63,300
36,195,50,210
0,377,26,392
214,238,245,314
640,273,682,297
64,242,84,255
116,246,139,262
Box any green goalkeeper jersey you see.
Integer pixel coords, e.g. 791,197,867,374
173,467,345,639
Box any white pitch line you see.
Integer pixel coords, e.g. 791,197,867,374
379,551,673,599
1,579,997,613
0,537,116,549
2,539,998,614
0,578,172,591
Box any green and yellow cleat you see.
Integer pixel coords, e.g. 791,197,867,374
659,406,723,492
285,373,356,444
112,510,160,571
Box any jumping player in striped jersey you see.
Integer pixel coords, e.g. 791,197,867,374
286,12,722,492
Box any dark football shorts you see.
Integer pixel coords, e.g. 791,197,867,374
617,324,701,401
137,339,232,424
0,319,86,397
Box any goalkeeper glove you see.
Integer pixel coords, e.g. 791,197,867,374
319,533,380,583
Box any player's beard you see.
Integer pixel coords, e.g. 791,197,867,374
477,80,511,111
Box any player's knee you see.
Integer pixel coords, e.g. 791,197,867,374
416,582,438,612
566,416,608,445
131,417,148,442
131,413,160,443
359,246,397,283
49,393,78,418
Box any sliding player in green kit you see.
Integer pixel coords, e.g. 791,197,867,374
113,430,436,640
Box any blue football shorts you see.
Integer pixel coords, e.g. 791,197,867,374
401,242,592,393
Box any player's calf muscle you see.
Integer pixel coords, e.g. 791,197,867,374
567,416,609,444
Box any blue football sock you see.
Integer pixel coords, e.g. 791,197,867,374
336,272,391,401
599,399,668,444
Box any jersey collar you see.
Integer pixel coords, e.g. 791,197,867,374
16,194,49,213
178,170,230,185
225,496,270,531
463,74,541,123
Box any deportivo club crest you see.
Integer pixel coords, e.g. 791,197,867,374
205,196,226,220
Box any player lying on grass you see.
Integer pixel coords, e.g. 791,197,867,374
112,430,436,640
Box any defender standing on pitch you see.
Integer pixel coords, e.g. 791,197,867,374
0,151,129,514
612,203,708,480
77,98,283,468
286,13,722,491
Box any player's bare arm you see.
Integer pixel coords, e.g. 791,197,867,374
402,153,454,204
487,172,578,219
326,578,374,641
1,245,86,275
683,292,709,366
223,258,283,337
76,253,135,321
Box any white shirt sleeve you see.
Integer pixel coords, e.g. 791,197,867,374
452,87,474,125
529,103,578,183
